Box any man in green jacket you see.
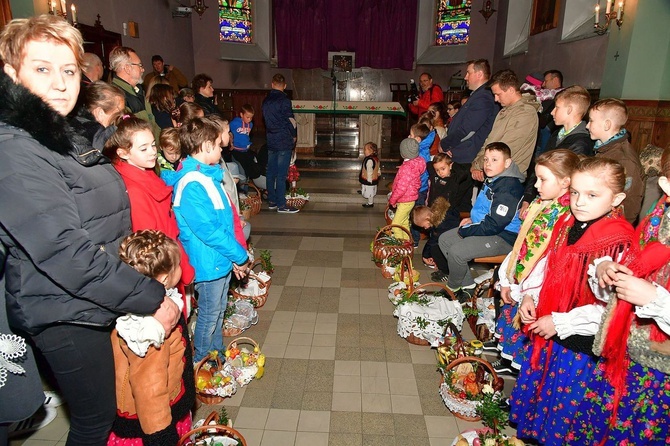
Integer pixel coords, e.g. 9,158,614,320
109,46,160,139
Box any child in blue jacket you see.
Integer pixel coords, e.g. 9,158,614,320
165,117,250,362
437,142,523,302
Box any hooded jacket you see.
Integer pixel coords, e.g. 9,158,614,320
459,161,525,245
389,157,426,206
0,72,165,335
471,93,541,176
163,157,249,282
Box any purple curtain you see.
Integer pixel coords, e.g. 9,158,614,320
273,0,418,70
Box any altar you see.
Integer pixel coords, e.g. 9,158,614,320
291,100,406,157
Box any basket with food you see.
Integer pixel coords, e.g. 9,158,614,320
224,337,265,387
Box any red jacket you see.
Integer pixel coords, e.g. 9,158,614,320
114,161,195,285
409,84,444,117
389,157,426,206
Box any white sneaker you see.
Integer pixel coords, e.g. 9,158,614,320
8,406,58,438
43,390,64,408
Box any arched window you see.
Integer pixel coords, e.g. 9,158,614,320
435,0,472,46
219,0,253,43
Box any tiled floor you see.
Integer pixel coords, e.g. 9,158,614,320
10,176,516,446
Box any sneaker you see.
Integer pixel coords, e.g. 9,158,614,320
422,261,436,270
43,391,64,408
362,203,374,208
431,271,449,282
498,397,511,412
455,288,472,304
9,406,58,438
277,206,299,214
492,358,518,375
267,202,278,210
482,340,499,351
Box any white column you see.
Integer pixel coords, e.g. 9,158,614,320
359,114,383,151
294,113,315,148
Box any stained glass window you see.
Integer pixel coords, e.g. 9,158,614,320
219,0,252,43
435,0,472,46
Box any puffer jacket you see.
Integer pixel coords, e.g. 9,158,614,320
163,157,249,282
262,89,296,151
389,157,426,206
459,161,525,246
0,72,165,335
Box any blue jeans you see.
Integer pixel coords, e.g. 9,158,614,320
193,274,231,362
32,324,116,446
266,150,291,208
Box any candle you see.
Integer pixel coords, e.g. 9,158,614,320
617,1,622,20
50,0,56,13
60,0,66,14
595,4,600,25
71,4,77,23
605,0,611,14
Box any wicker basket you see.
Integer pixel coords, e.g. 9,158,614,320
225,337,263,387
285,192,308,210
439,356,500,421
372,224,414,268
467,277,496,342
178,411,247,446
395,282,460,346
194,352,237,405
241,182,262,216
230,261,270,308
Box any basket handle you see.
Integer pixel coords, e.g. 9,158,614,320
407,281,457,302
250,258,268,274
247,181,261,196
396,257,415,292
194,351,222,376
373,224,414,246
444,355,499,384
203,411,219,425
441,322,467,358
178,424,247,446
226,336,259,352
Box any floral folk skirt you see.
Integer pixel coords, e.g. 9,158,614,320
565,360,670,445
510,342,596,446
494,304,527,369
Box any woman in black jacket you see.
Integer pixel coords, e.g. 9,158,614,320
0,16,179,446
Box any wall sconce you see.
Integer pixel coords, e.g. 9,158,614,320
594,0,624,35
479,0,496,24
192,0,208,17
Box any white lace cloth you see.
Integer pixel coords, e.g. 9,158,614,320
395,295,465,346
387,281,409,305
0,332,28,388
116,287,184,357
234,272,271,297
439,381,480,419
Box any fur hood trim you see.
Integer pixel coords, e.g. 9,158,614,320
0,71,95,160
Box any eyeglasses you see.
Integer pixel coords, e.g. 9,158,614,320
128,62,144,69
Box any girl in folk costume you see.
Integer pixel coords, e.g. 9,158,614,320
494,149,580,374
509,157,636,446
565,148,670,445
105,117,195,317
359,141,380,208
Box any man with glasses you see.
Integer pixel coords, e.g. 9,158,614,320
109,46,159,137
409,72,444,117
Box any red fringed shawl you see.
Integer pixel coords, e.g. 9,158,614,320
529,211,636,370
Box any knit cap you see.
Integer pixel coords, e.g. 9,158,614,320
399,138,419,160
